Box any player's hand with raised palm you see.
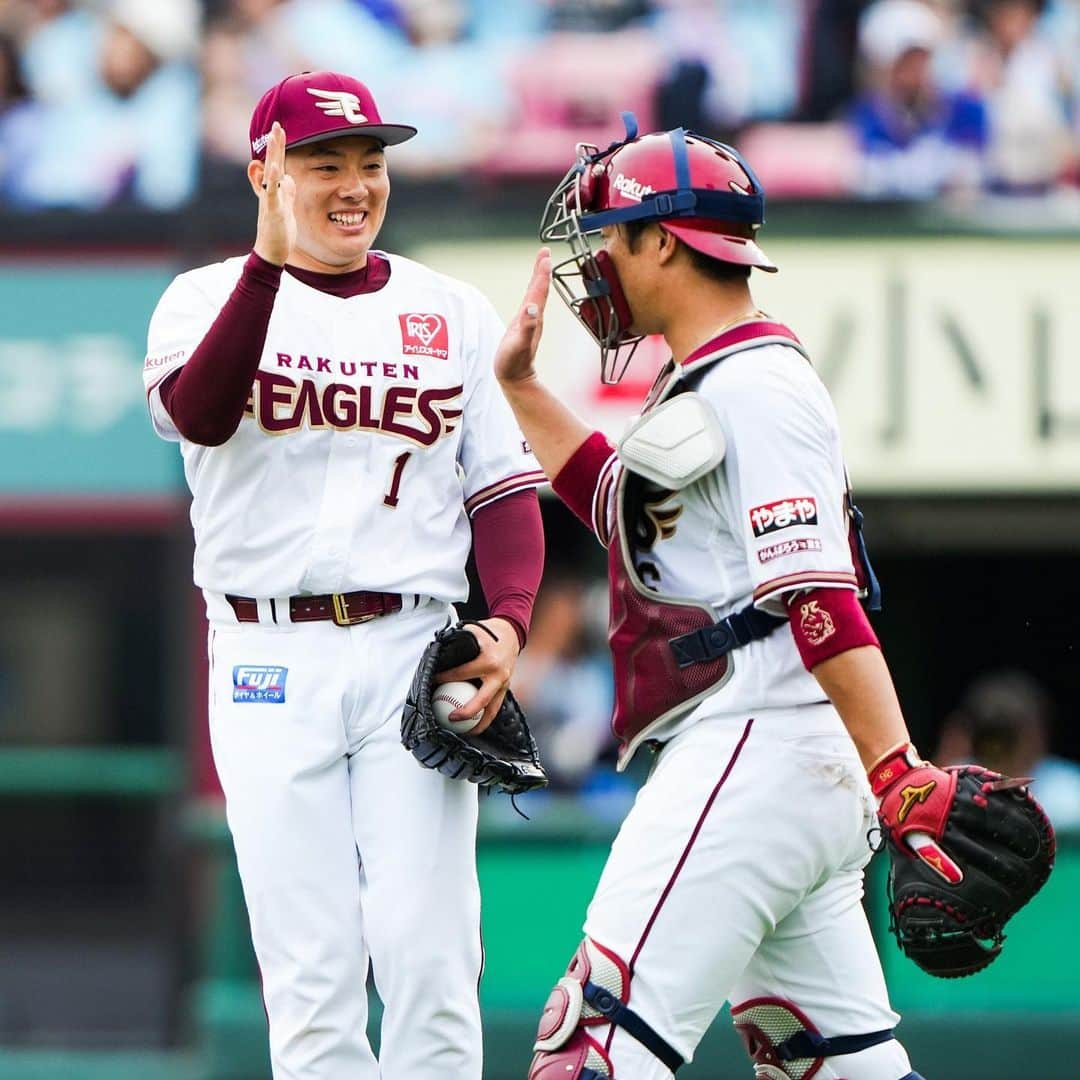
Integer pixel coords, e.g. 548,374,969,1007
493,246,592,483
495,247,552,386
250,122,296,267
435,618,521,736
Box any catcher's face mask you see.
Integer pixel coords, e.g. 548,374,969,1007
539,114,776,385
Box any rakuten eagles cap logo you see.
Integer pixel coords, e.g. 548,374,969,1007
612,172,655,202
306,87,368,124
398,313,449,359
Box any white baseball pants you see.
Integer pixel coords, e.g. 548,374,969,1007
207,599,482,1080
583,704,913,1079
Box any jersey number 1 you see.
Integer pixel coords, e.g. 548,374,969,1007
383,451,412,508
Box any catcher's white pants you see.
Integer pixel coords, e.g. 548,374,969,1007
207,598,483,1080
583,704,913,1080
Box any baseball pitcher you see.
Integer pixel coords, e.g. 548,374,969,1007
142,72,546,1079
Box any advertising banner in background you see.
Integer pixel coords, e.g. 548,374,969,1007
417,237,1080,495
3,238,1078,497
0,263,180,495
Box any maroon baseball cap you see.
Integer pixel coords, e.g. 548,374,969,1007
249,71,417,160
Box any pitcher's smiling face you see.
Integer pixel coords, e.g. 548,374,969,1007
285,136,389,273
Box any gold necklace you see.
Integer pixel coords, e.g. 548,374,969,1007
713,308,766,337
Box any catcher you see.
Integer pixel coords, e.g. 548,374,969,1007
491,117,1055,1080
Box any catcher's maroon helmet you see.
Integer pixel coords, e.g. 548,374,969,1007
540,115,776,382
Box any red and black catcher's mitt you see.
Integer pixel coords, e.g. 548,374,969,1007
401,622,548,796
871,744,1055,978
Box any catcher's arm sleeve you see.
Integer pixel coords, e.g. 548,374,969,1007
551,431,617,541
159,252,281,445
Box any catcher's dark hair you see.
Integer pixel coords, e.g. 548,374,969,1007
622,220,752,283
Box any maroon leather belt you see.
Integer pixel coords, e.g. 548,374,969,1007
226,591,404,627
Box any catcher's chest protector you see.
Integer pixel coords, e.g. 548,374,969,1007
607,489,734,766
606,347,756,765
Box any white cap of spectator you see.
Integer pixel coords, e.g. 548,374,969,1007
858,0,944,67
107,0,200,65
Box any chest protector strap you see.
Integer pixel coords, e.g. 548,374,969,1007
669,603,786,668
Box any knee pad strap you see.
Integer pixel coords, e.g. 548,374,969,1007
774,1027,895,1062
733,996,895,1080
582,979,684,1073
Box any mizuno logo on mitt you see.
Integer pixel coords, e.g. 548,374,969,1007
897,780,936,823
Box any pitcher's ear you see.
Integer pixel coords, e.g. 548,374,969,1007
247,159,265,195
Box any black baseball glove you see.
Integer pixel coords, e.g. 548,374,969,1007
401,621,548,796
872,745,1055,978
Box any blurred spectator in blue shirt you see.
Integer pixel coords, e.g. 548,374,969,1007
939,0,1076,192
850,0,988,197
935,669,1080,831
7,0,201,209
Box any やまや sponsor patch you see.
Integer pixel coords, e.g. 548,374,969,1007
398,313,449,359
233,665,288,703
749,497,818,538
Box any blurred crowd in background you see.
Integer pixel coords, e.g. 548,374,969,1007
1,0,1079,210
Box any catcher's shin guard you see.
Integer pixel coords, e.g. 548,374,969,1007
731,997,895,1080
529,938,684,1079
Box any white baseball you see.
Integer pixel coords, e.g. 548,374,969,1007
432,681,483,734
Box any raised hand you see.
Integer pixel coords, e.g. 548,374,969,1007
251,122,297,267
494,247,552,386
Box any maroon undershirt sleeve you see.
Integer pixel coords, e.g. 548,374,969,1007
551,431,615,533
471,489,545,648
158,252,283,445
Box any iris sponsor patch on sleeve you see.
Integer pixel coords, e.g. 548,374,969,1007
233,665,288,703
749,497,818,538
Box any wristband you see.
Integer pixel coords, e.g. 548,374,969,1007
868,741,924,797
787,587,879,671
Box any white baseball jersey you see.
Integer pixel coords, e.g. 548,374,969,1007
599,337,857,746
144,252,545,600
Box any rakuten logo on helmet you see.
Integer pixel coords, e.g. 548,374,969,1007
612,173,654,202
